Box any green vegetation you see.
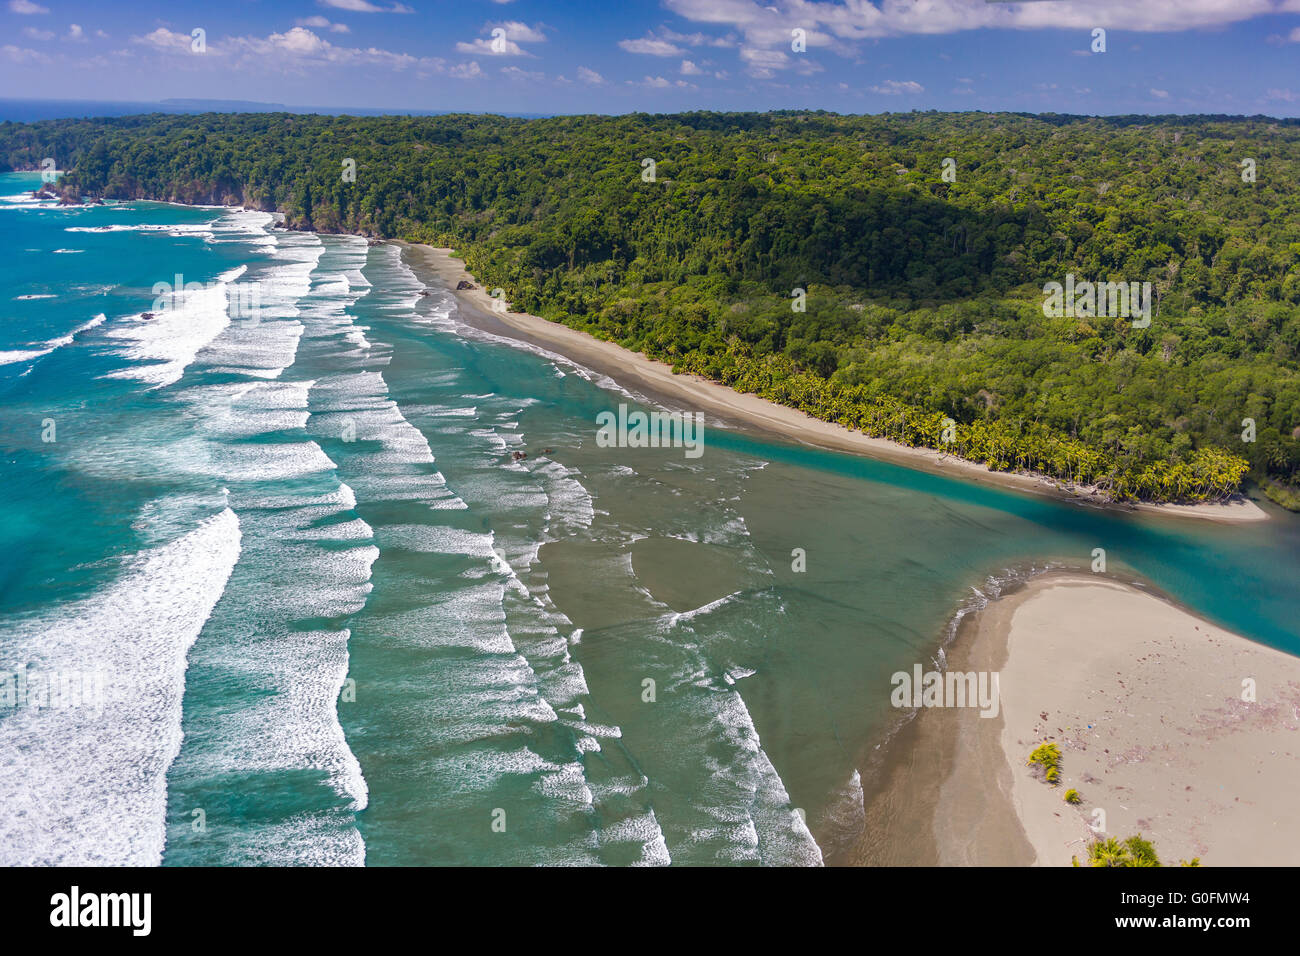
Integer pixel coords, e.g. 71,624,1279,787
1073,834,1202,867
1263,478,1300,511
1077,834,1162,867
1027,741,1062,785
4,110,1299,503
1063,788,1082,804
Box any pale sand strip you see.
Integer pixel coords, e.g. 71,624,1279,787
399,242,1267,525
939,573,1300,866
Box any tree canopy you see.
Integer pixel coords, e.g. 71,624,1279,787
5,109,1298,504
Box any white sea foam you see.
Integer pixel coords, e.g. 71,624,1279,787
180,380,315,437
692,689,824,866
199,438,339,482
104,283,231,388
816,768,866,857
602,810,672,866
65,223,217,240
202,606,374,813
229,814,365,867
195,235,323,379
309,372,464,510
0,348,52,366
45,312,106,349
0,509,242,866
0,312,107,366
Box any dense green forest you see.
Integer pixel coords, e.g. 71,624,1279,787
3,110,1299,505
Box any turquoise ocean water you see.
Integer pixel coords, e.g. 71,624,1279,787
0,171,1296,866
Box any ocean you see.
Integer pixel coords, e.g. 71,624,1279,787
1,170,1297,866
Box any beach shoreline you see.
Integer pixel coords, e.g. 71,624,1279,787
398,241,1268,526
853,570,1300,867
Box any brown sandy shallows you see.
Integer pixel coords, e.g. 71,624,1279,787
398,242,1266,525
396,242,1295,867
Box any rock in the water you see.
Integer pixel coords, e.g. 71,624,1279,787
456,280,476,291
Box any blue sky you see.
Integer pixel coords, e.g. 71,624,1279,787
4,0,1300,116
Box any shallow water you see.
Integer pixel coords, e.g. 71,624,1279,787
0,171,1296,865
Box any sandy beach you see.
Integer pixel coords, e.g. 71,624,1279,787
928,573,1300,867
400,242,1268,525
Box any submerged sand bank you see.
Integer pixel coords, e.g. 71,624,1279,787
399,242,1267,525
936,573,1300,866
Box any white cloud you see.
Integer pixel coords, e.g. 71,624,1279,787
456,37,525,56
500,65,544,81
21,26,53,40
680,58,705,75
492,21,547,43
297,16,351,33
664,0,1293,47
660,27,735,48
132,28,196,54
1150,87,1170,98
266,27,329,56
448,60,482,79
619,36,684,56
456,21,545,56
131,25,467,78
1,44,50,62
868,79,924,95
67,24,85,41
318,0,413,12
8,0,50,13
628,75,696,89
739,45,789,78
577,65,605,84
